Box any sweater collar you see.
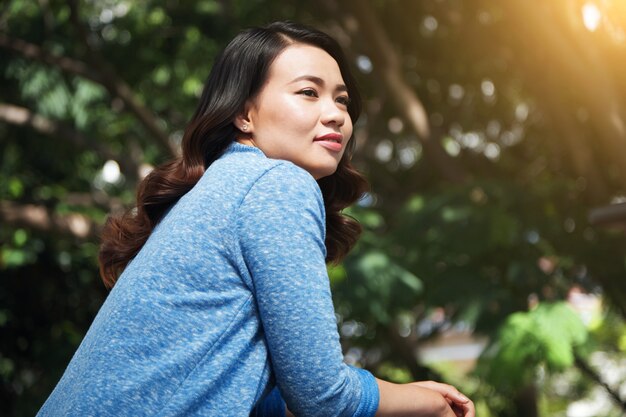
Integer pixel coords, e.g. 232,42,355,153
224,141,265,157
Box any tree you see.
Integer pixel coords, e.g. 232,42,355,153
1,1,625,416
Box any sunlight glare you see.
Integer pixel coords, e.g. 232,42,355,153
582,2,602,32
102,160,121,183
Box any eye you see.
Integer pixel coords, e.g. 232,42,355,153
298,88,318,98
336,95,351,106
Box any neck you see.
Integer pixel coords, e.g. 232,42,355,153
236,137,258,148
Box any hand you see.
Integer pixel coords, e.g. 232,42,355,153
376,378,463,417
409,381,474,417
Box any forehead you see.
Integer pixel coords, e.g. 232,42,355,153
267,44,345,85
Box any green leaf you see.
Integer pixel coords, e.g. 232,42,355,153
478,302,588,390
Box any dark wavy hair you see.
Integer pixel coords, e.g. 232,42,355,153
99,21,368,288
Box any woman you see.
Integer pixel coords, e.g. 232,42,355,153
38,21,474,417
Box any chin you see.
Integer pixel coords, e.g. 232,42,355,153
311,165,338,180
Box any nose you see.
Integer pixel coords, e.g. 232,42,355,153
320,97,346,127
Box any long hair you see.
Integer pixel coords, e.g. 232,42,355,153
99,21,368,288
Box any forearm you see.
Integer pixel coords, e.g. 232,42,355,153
375,378,453,417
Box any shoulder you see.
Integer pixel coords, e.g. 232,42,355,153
256,161,321,198
235,158,326,230
205,142,324,218
212,144,319,193
245,161,324,212
235,160,327,254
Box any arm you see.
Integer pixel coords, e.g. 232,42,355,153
238,163,474,417
237,163,377,417
252,378,474,417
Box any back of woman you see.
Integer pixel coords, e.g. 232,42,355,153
40,142,363,415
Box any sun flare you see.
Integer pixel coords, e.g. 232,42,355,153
582,2,602,32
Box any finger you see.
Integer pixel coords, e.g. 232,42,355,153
447,397,463,417
415,381,470,404
451,391,470,404
441,386,470,405
459,400,475,417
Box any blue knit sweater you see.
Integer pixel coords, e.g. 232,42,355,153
38,142,379,416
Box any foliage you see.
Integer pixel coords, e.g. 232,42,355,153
477,302,588,391
1,1,626,416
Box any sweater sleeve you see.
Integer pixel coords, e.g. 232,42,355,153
250,387,286,417
236,163,379,417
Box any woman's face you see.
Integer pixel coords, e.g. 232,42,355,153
239,44,353,180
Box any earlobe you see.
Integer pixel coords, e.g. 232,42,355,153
234,115,252,133
235,102,254,133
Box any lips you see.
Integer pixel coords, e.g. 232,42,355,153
315,133,343,143
314,133,343,152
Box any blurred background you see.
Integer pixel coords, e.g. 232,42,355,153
1,1,626,416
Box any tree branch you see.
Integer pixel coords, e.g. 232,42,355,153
575,353,626,411
0,103,138,182
589,203,626,227
0,33,103,83
0,201,100,240
0,30,176,158
67,0,177,157
64,192,124,212
334,0,468,183
0,102,105,153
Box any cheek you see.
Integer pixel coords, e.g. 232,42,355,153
340,119,354,147
259,96,314,132
345,118,354,136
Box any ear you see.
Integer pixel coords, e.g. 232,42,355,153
234,101,254,134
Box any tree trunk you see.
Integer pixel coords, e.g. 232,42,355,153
513,383,538,417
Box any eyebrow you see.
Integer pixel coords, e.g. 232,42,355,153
289,75,348,93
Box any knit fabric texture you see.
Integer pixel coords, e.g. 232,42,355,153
38,142,379,417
